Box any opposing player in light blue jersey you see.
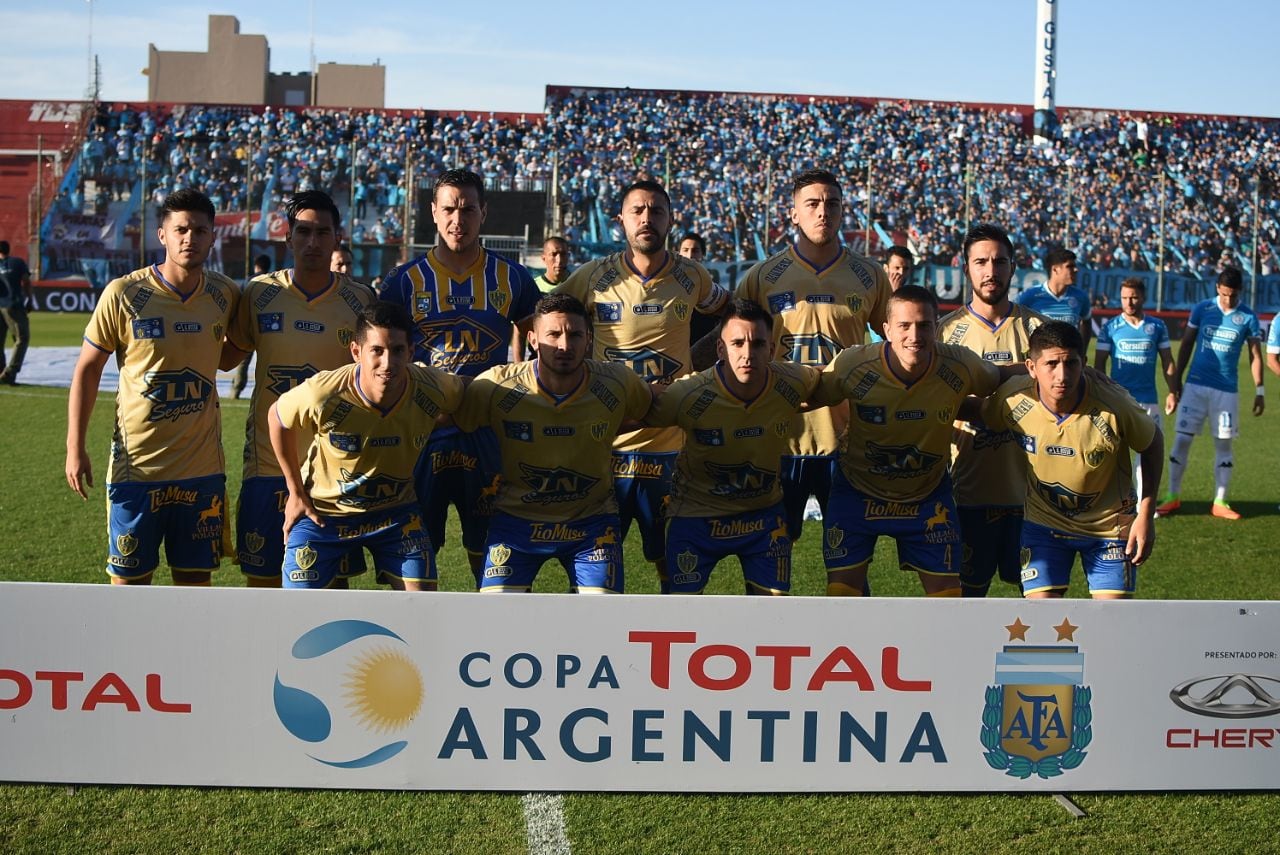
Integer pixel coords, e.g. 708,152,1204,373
1017,246,1092,349
1093,277,1181,501
1266,313,1280,380
1158,267,1264,520
379,169,541,587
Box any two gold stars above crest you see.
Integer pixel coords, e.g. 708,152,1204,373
1004,617,1078,642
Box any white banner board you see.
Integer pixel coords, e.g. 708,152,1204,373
1,584,1277,791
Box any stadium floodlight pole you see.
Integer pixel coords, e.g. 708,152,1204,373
763,157,773,256
139,141,148,269
34,135,42,279
963,164,973,236
349,140,358,230
402,147,413,264
1251,175,1260,308
550,151,560,233
865,158,873,254
1063,165,1073,250
1157,170,1166,311
244,145,253,280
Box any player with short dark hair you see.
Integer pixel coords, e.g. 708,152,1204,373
646,298,829,594
884,245,914,292
554,179,729,593
1018,245,1092,348
819,285,1008,598
981,321,1162,599
65,188,240,586
270,301,464,591
736,168,893,551
938,223,1048,597
678,233,707,262
379,168,541,588
535,236,570,293
1157,267,1264,520
220,190,377,587
454,293,656,594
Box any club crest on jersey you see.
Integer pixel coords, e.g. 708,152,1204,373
488,544,511,567
488,289,508,311
936,406,954,423
415,295,432,314
212,323,224,341
590,421,609,442
767,292,796,314
596,303,622,323
981,631,1091,780
773,420,790,437
672,300,690,322
846,293,864,312
337,328,354,347
115,532,138,557
258,313,284,334
294,544,318,571
245,531,265,554
143,369,213,422
1085,447,1107,467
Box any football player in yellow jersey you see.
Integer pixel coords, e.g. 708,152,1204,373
554,180,728,592
270,302,465,591
735,169,892,550
979,321,1162,599
647,299,825,595
65,189,239,586
220,191,376,587
820,285,1014,598
454,294,656,594
938,224,1048,597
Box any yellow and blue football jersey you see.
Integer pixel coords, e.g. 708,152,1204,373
83,265,239,483
227,270,376,480
648,361,821,516
981,376,1158,539
379,247,540,376
453,360,655,521
555,251,728,453
821,342,1000,502
274,362,465,517
938,303,1047,507
735,245,892,455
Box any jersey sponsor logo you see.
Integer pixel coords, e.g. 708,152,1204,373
143,369,213,422
864,500,919,520
254,284,282,310
671,265,696,295
781,332,841,365
419,317,503,368
336,469,410,510
126,287,153,319
764,258,793,284
529,522,588,543
864,442,943,479
633,303,664,316
147,484,199,511
734,426,764,438
772,377,801,408
1045,445,1076,457
972,427,1017,451
705,462,775,499
1086,409,1118,444
338,286,366,317
857,404,887,424
415,295,433,314
896,409,925,421
708,517,764,538
1010,399,1035,422
602,346,682,382
294,320,325,334
133,317,164,339
334,518,394,540
592,266,620,292
543,426,575,437
589,379,620,411
850,371,879,401
258,312,285,334
503,420,533,442
1033,479,1099,517
368,436,401,448
173,322,202,334
983,350,1013,362
806,294,835,304
320,400,355,433
596,303,622,323
203,281,228,313
498,383,529,413
946,324,970,345
431,449,477,472
686,389,717,419
266,364,320,398
846,258,873,288
329,432,362,452
445,295,475,307
767,291,796,313
1117,340,1152,354
612,456,666,478
935,364,964,393
694,428,724,446
517,464,599,505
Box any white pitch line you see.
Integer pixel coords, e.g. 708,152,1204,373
522,792,571,855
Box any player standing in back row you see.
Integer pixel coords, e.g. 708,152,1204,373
554,180,728,593
735,169,892,544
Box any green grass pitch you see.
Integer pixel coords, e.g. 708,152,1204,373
0,313,1275,853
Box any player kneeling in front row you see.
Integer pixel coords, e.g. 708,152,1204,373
819,285,1011,598
645,299,828,594
979,321,1162,599
453,293,655,594
269,301,465,590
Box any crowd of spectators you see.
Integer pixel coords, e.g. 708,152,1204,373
63,90,1280,277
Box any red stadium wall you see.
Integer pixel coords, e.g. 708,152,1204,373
0,100,86,258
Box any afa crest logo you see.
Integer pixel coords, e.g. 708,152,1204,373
980,619,1091,780
273,620,423,768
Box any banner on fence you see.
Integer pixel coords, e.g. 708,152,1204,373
1,585,1275,792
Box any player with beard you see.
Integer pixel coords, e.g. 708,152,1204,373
554,180,728,592
735,169,892,556
454,294,655,593
938,224,1048,597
